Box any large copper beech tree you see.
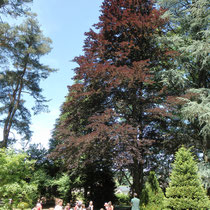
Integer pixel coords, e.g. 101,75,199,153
53,0,172,196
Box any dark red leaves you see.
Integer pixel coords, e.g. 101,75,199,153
53,0,173,169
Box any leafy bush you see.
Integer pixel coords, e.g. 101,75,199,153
141,203,162,210
49,173,71,202
116,193,130,206
30,168,51,198
0,148,38,208
17,202,30,210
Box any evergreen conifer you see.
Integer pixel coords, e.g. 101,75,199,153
141,171,164,210
164,146,210,209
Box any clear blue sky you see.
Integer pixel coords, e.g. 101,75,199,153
28,0,102,148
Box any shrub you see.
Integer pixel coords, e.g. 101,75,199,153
164,146,210,209
0,149,37,209
141,171,164,210
17,201,30,210
116,193,130,206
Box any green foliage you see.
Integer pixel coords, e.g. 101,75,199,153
164,146,210,209
198,160,210,193
17,202,30,210
158,0,210,145
141,171,164,210
157,3,210,197
181,88,210,140
0,0,32,17
27,143,48,166
115,193,130,206
115,170,132,186
30,168,52,199
0,14,56,148
0,0,33,65
0,148,37,208
27,143,65,200
49,173,71,202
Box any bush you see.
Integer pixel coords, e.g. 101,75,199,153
17,202,30,210
0,149,38,208
141,171,164,210
164,146,210,209
49,173,71,202
116,193,130,206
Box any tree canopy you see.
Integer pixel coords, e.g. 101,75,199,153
0,0,209,208
52,0,174,196
0,15,56,148
0,0,32,17
158,0,210,161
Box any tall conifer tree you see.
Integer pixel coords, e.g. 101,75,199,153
0,15,56,148
158,0,210,160
158,0,210,193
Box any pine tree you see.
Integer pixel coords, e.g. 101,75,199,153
164,146,210,209
141,171,164,210
0,15,56,148
0,0,32,17
0,0,33,64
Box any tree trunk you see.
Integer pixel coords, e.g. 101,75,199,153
202,135,210,196
0,56,28,148
1,131,9,148
1,106,14,148
131,158,144,197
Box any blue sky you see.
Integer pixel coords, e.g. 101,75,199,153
28,0,102,148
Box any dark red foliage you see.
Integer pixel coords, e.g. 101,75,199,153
52,0,172,195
